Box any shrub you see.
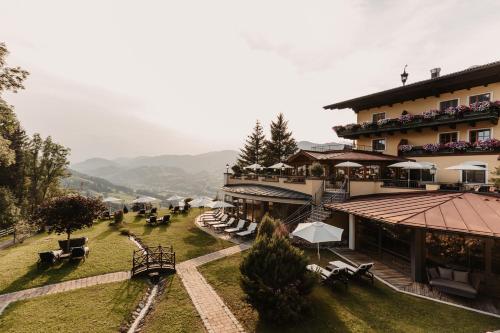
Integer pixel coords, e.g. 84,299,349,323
398,144,413,152
119,228,130,236
240,228,316,324
114,210,124,224
310,163,324,178
231,165,242,176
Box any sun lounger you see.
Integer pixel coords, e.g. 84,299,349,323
70,246,90,261
224,219,247,234
213,217,236,230
307,263,348,288
202,211,223,222
206,214,228,226
159,215,170,224
236,223,257,238
329,260,374,284
37,250,63,268
146,215,157,225
201,210,220,218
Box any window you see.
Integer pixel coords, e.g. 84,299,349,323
372,139,385,151
462,163,486,183
439,132,458,144
469,93,491,104
469,129,491,142
439,99,458,111
372,112,385,123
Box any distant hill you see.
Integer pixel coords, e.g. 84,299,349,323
62,169,136,200
297,140,347,151
71,150,239,197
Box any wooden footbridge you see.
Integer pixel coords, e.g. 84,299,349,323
131,245,176,276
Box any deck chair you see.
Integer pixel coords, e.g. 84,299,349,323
146,215,157,225
202,211,223,222
236,223,257,238
37,250,63,268
206,214,228,226
159,215,170,224
307,264,348,288
201,209,220,218
70,246,90,261
212,217,236,230
225,219,247,234
329,260,374,284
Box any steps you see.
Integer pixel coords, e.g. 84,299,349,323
305,189,347,223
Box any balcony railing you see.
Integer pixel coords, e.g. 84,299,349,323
399,140,500,157
333,101,500,139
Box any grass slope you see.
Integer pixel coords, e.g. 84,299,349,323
0,279,146,333
199,249,500,333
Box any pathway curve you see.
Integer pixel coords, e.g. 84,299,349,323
0,271,131,314
177,243,250,333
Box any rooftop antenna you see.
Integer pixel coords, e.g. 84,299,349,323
400,64,408,86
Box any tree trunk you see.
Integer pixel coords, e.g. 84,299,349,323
66,231,71,253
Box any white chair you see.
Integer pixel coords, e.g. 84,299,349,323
236,223,257,237
213,217,235,230
206,214,228,226
225,219,247,234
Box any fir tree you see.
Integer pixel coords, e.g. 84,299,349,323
264,113,298,165
237,120,265,167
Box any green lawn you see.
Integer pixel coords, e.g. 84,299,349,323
141,274,205,333
0,221,136,293
0,279,146,333
122,208,233,262
199,249,500,333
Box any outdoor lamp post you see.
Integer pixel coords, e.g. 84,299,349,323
401,64,408,86
226,163,229,173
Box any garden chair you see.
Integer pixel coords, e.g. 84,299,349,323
146,215,157,225
307,263,348,289
212,217,236,231
70,246,90,261
37,250,63,269
202,212,223,222
159,215,170,224
58,237,88,254
329,260,374,284
224,219,247,234
206,214,228,226
235,223,257,238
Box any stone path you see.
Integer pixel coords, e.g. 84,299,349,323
177,243,251,333
0,271,131,315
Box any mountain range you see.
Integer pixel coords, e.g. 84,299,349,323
68,141,341,198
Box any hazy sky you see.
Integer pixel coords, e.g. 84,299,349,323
2,0,500,162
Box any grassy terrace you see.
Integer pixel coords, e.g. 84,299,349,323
199,249,500,333
0,279,146,333
0,221,135,293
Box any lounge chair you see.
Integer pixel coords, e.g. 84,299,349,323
70,246,90,261
329,260,374,284
37,250,63,268
426,266,480,299
159,215,170,224
58,237,88,254
172,206,179,214
150,207,157,215
213,217,236,231
236,223,257,238
206,214,228,226
201,209,220,218
224,219,247,234
202,210,222,221
146,215,157,225
138,209,146,215
307,263,348,288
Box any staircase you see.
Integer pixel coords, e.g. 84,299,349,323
305,189,347,223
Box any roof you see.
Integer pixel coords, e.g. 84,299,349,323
287,149,407,163
324,61,500,112
326,192,500,238
221,184,312,201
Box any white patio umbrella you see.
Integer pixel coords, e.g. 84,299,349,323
207,201,234,209
388,161,432,187
446,164,486,183
190,197,213,208
292,222,344,260
167,195,185,202
268,162,294,176
132,196,158,204
244,163,264,171
334,161,363,179
102,197,123,214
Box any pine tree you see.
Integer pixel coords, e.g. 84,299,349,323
237,120,265,167
263,113,298,165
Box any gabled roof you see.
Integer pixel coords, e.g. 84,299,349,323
221,184,311,201
324,61,500,112
287,149,407,164
326,192,500,238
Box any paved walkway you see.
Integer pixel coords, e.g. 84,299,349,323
177,243,251,333
0,271,131,314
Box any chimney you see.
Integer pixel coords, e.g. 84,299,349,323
430,67,441,79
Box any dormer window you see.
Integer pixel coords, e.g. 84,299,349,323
469,93,491,104
439,99,458,111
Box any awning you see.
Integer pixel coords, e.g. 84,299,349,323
221,184,311,203
287,149,408,164
326,192,500,238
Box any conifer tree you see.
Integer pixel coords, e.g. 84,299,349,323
263,113,298,165
237,120,265,167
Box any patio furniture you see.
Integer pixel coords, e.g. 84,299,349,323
172,206,179,214
138,209,146,215
307,263,348,288
236,223,257,238
329,260,374,284
426,266,480,299
58,237,88,254
224,219,246,234
159,215,170,224
206,214,228,226
213,217,236,231
70,246,90,261
150,207,157,215
146,215,157,225
37,250,63,268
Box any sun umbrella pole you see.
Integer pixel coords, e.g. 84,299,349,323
317,243,320,261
